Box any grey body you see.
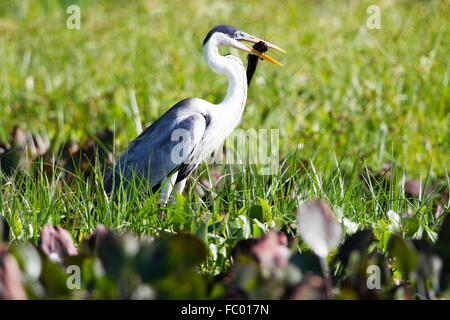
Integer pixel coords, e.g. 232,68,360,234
103,97,213,197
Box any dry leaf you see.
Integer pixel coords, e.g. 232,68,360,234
297,200,342,257
38,225,78,264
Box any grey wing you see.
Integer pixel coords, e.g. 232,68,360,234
103,112,207,196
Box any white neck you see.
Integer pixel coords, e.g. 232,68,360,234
203,36,247,115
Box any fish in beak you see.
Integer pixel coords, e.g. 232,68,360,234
234,32,286,67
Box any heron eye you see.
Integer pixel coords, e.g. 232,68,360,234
234,31,243,38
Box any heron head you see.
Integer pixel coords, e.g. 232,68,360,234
203,25,285,66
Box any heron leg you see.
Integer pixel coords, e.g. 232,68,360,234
169,178,187,205
160,171,178,205
158,172,178,222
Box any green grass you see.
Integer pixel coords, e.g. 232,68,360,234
0,0,449,276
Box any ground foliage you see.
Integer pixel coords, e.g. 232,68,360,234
1,210,450,299
0,0,449,300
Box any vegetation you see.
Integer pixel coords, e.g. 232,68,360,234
0,0,448,299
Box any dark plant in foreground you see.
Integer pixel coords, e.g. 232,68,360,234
0,203,449,299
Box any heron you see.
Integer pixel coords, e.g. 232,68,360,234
102,24,285,205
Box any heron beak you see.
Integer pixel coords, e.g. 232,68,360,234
237,34,286,67
241,35,286,53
